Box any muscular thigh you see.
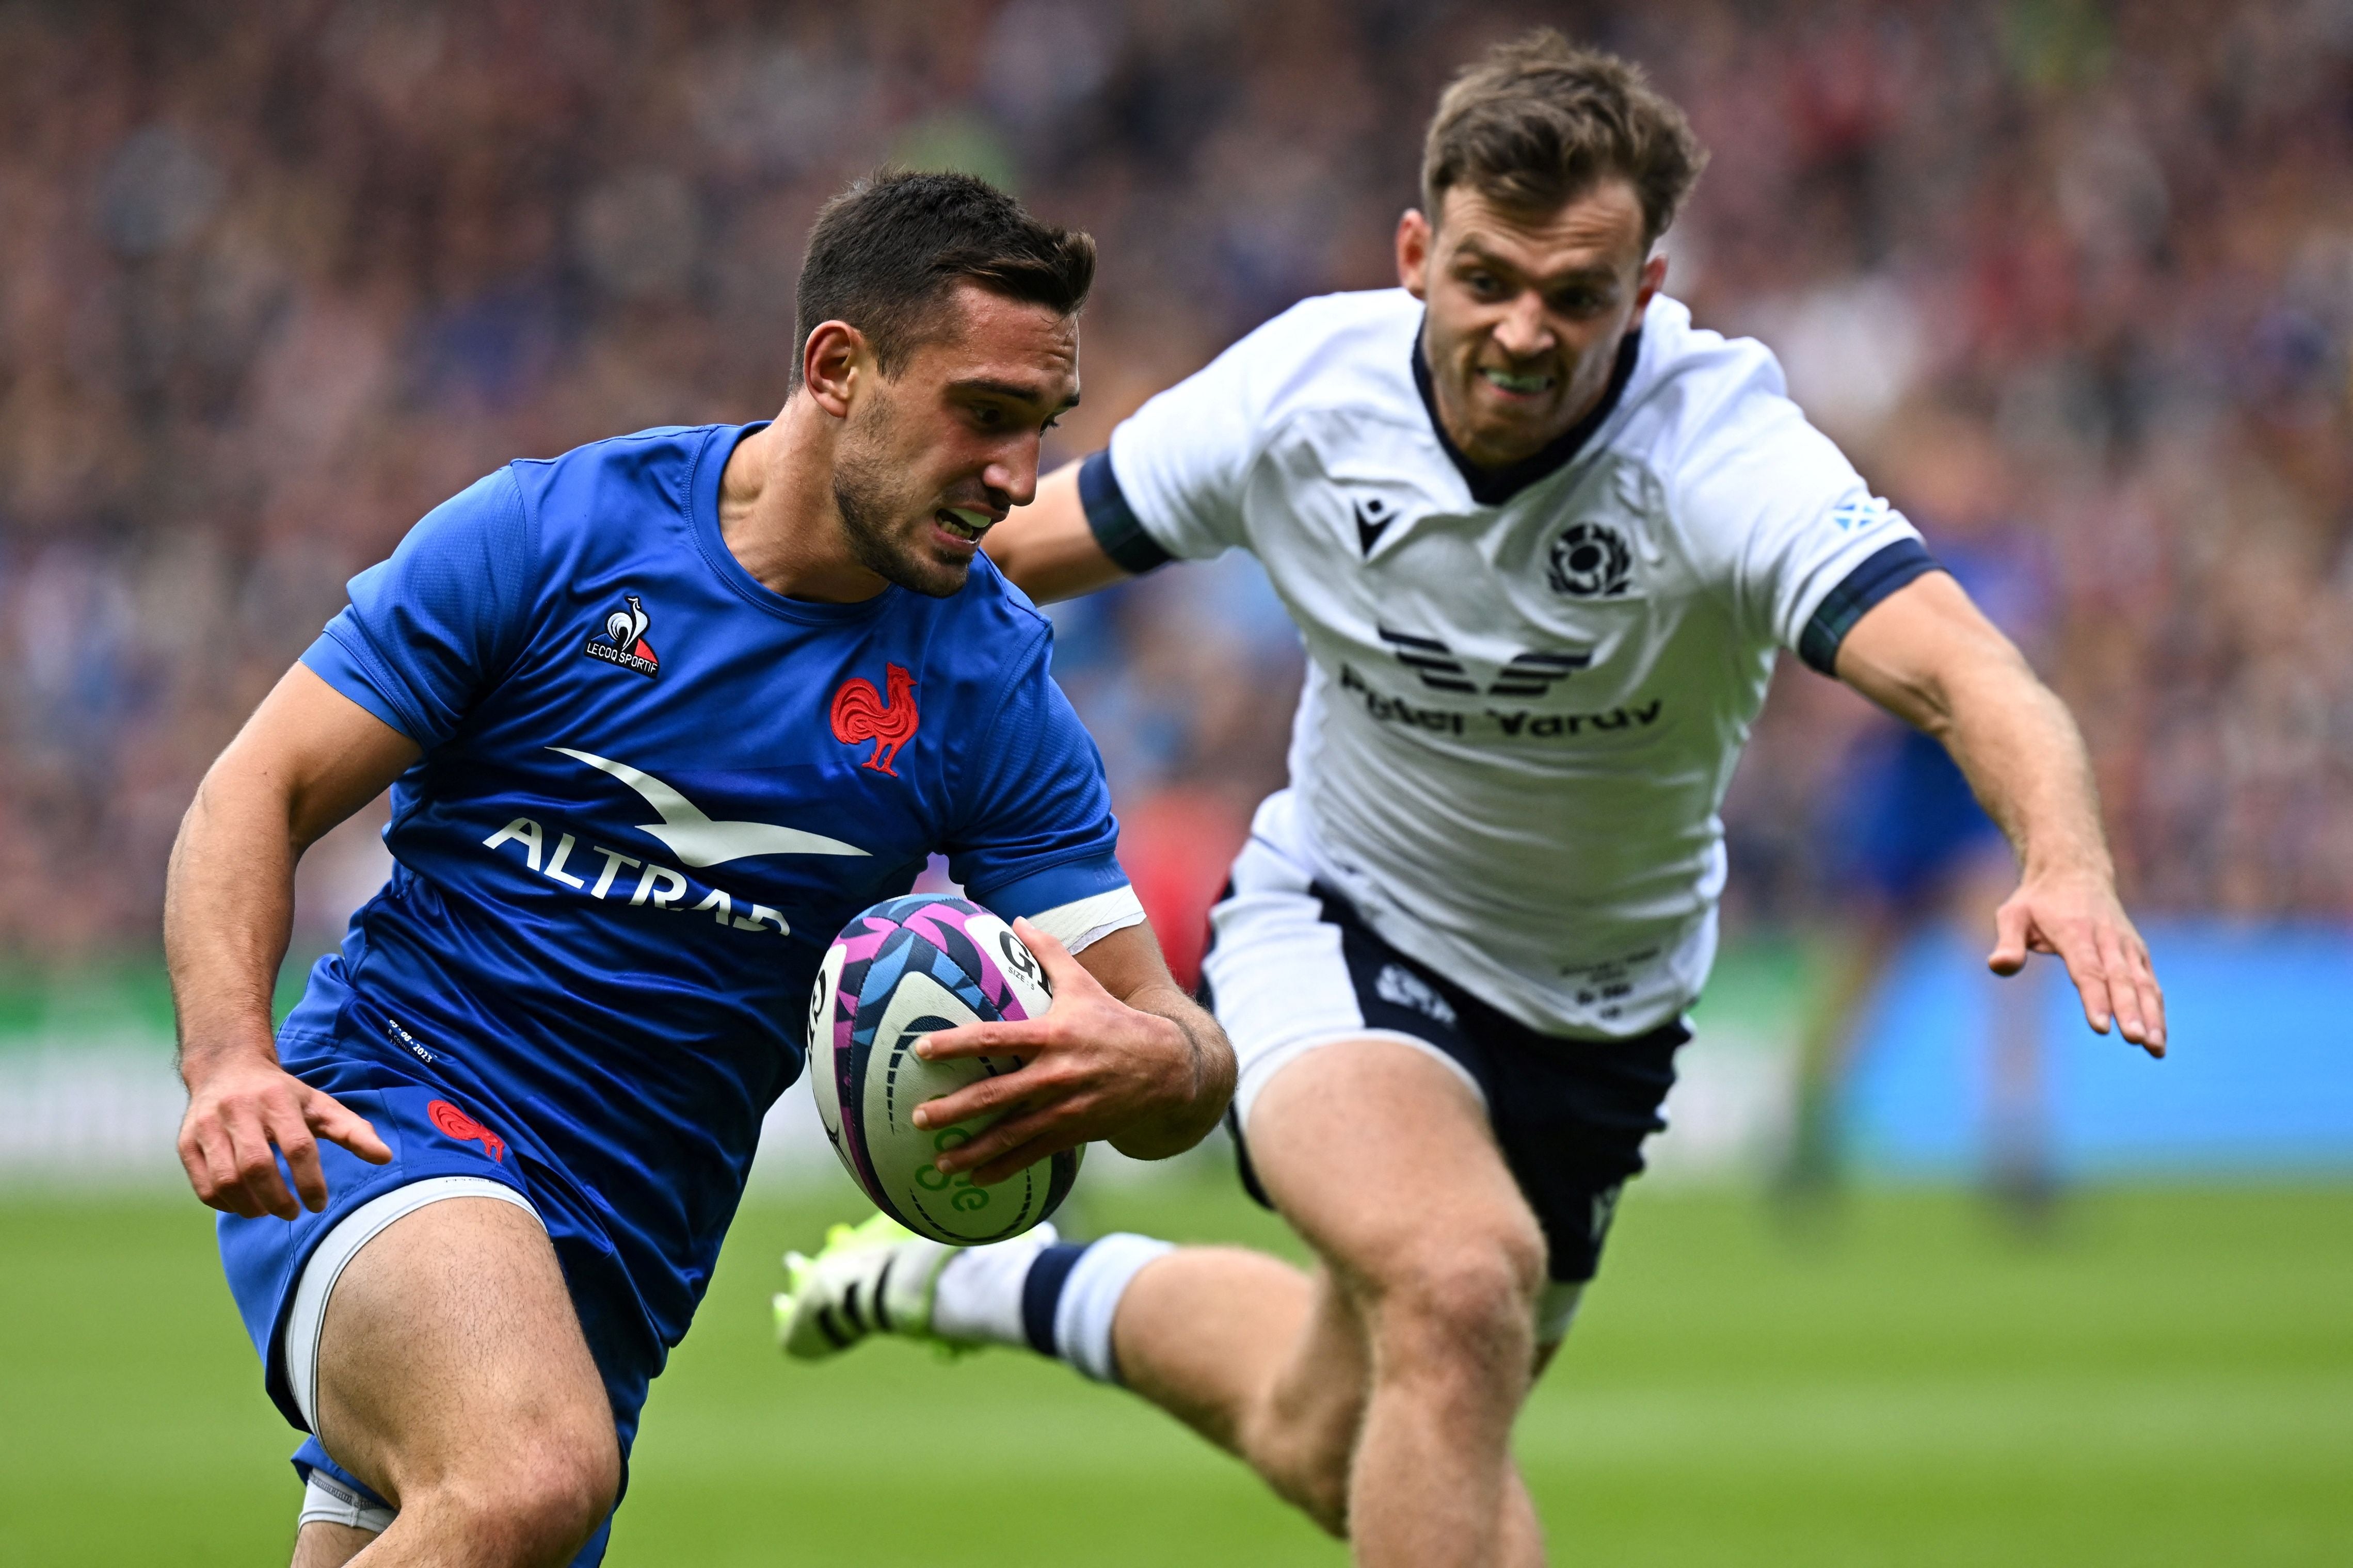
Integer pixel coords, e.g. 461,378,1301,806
1246,1039,1543,1301
312,1195,616,1508
292,1521,375,1568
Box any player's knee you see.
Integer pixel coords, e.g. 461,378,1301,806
511,1427,620,1560
1370,1226,1545,1370
430,1426,618,1566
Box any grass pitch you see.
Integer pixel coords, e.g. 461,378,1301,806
2,1178,2347,1565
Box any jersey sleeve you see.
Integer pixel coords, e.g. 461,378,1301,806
299,467,538,747
1090,333,1270,569
1669,363,1938,674
947,626,1145,955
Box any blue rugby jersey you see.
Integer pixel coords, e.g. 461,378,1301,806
279,420,1133,1362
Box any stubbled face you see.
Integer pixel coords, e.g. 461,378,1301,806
831,285,1079,597
1399,180,1664,470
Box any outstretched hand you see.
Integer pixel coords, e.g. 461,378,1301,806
178,1053,393,1219
1988,866,2166,1057
911,917,1217,1187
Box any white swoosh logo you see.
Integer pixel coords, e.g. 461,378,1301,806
549,748,870,866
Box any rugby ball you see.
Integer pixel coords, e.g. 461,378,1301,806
806,894,1082,1244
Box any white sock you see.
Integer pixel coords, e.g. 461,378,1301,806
931,1223,1059,1346
928,1226,1174,1385
1051,1233,1175,1385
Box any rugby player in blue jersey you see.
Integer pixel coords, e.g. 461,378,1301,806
165,170,1235,1568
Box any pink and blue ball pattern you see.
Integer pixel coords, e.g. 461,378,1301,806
819,894,1079,1242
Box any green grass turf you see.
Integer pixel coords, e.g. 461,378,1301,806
2,1179,2348,1565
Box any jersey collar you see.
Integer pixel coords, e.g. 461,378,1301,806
1411,318,1643,508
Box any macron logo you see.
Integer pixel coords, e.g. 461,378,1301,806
549,748,869,866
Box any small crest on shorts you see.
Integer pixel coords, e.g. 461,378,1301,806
427,1098,507,1163
1374,963,1459,1027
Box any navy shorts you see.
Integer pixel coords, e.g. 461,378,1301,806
217,1045,648,1564
1200,861,1684,1291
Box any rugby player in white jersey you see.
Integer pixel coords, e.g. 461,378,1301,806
775,32,2166,1567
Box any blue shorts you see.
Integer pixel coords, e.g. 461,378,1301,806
217,1046,651,1564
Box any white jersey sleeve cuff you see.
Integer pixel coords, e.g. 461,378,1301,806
1023,884,1147,955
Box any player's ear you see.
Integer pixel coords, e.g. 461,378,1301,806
801,320,868,419
1631,251,1668,325
1397,208,1433,299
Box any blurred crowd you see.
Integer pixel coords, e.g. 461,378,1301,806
2,0,2349,965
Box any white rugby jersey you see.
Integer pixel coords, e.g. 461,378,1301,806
1085,289,1933,1037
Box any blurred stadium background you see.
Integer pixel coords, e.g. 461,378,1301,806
1,1,2348,1563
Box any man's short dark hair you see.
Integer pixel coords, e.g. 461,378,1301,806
1422,30,1707,248
792,169,1096,385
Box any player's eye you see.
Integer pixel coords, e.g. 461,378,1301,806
1041,415,1062,433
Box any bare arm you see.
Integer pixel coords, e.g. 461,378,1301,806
166,663,422,1217
1834,571,2165,1056
907,917,1236,1186
981,459,1137,603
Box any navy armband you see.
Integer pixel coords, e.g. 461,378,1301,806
1079,449,1174,575
1798,538,1942,675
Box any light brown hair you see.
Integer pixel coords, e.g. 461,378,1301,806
1421,30,1707,248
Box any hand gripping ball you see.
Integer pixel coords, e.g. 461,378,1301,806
806,895,1082,1244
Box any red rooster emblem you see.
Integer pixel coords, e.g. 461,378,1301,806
830,662,919,776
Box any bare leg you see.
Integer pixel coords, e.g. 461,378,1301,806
296,1196,620,1567
1112,1040,1550,1567
1959,851,2055,1223
1780,909,1905,1201
291,1522,375,1567
1115,1250,1366,1531
1499,1471,1547,1568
